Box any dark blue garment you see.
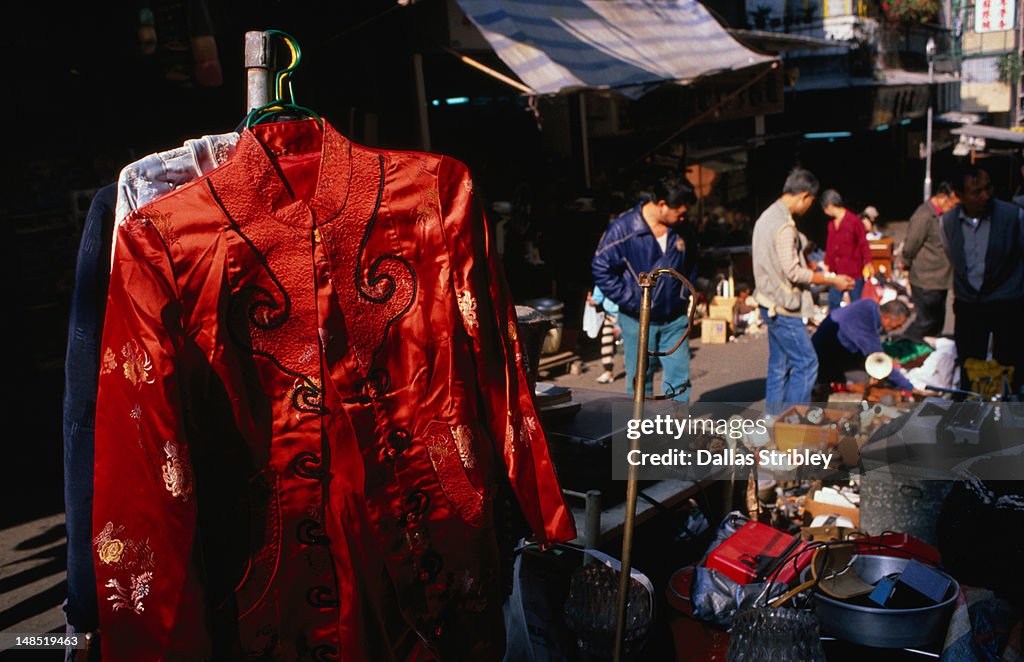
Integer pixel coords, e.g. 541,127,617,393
591,203,693,322
812,298,914,391
63,184,116,632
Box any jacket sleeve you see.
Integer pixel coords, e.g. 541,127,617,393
686,247,699,286
592,224,641,313
902,206,929,264
1018,206,1024,252
823,224,835,272
779,225,814,285
436,157,576,545
63,185,116,633
857,216,873,269
93,215,210,660
850,328,913,390
888,368,915,392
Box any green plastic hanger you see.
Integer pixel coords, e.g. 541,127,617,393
244,30,322,130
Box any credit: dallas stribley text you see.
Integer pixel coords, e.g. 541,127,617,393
625,448,834,467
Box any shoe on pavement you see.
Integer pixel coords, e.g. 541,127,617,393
596,372,614,384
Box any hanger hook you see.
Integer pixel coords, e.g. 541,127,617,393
265,29,301,105
244,29,321,130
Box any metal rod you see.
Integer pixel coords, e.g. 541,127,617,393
625,61,780,172
613,267,696,658
245,31,275,113
645,269,697,360
584,489,602,554
923,37,936,201
613,273,655,662
443,47,537,95
413,53,432,151
580,92,592,189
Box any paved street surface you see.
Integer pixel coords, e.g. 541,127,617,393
547,328,770,404
0,514,68,647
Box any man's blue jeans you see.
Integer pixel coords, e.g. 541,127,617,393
619,313,690,401
761,308,818,415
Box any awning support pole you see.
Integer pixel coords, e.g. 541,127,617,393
580,92,592,189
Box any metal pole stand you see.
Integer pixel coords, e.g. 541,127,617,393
244,31,275,113
612,268,696,662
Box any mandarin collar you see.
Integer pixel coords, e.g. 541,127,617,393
211,119,352,228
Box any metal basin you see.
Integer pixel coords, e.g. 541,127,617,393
515,306,553,385
803,554,958,649
522,298,564,355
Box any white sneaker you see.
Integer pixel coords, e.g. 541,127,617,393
596,372,614,384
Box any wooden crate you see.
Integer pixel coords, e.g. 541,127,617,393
701,318,729,344
773,405,850,451
870,237,894,275
806,483,860,527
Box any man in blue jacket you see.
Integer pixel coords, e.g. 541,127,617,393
592,179,697,400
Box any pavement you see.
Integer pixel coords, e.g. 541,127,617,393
544,325,770,403
544,326,770,404
0,514,68,645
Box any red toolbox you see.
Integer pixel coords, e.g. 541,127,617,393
706,521,813,585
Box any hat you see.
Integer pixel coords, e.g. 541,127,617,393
862,205,879,221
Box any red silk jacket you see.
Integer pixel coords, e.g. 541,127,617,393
92,120,575,660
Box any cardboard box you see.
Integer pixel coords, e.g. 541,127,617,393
773,405,849,451
708,296,738,321
846,382,911,404
701,318,729,344
806,483,860,527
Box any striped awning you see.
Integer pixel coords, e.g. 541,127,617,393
453,0,776,96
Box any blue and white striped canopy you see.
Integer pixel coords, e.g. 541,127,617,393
454,0,775,95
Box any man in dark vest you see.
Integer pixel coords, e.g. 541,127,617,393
941,165,1024,393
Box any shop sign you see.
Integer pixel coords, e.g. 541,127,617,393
975,0,1015,33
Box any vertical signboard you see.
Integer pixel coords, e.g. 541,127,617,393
975,0,1015,33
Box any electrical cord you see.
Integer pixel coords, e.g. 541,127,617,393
755,535,946,607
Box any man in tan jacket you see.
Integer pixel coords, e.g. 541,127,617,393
752,168,854,414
